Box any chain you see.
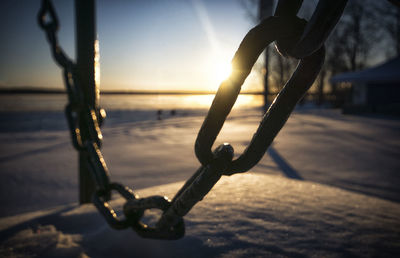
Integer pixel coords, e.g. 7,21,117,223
38,0,125,224
38,0,347,240
38,0,180,238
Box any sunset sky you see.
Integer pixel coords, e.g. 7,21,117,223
0,0,267,92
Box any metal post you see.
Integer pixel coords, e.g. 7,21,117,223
75,0,98,204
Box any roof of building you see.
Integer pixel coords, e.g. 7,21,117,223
330,56,400,84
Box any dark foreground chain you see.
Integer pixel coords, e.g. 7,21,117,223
39,0,347,240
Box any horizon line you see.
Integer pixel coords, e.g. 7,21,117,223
0,86,265,95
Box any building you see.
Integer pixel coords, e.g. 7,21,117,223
330,57,400,114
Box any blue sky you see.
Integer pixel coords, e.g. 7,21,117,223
0,0,262,92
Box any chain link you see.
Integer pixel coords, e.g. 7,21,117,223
38,0,347,240
274,0,348,58
93,182,142,230
38,0,117,223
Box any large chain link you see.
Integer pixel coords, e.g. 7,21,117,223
38,0,347,240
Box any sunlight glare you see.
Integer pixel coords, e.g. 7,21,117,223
182,94,262,109
210,53,232,86
214,60,232,84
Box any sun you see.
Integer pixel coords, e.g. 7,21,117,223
210,53,232,86
214,60,232,83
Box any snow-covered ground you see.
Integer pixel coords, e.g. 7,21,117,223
0,107,399,257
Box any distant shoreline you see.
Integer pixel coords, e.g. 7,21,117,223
0,87,263,95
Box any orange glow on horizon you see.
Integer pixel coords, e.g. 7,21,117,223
182,94,262,109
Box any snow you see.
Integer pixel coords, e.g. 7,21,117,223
0,107,399,257
1,174,399,257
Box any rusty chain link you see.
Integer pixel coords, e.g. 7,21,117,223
38,0,347,240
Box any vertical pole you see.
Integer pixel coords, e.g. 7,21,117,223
75,0,98,204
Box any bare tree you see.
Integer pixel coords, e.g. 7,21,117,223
321,0,393,106
258,0,274,109
338,1,379,71
240,1,396,107
374,0,400,56
269,50,296,92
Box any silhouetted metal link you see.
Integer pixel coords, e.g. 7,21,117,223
274,0,348,58
148,18,324,237
154,0,341,236
194,1,347,172
38,0,346,240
